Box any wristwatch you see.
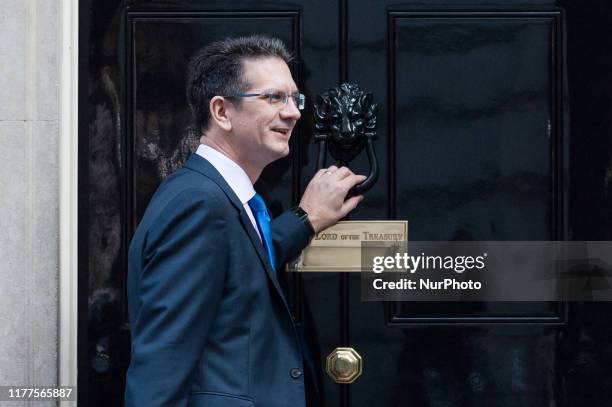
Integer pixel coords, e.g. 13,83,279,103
290,206,315,237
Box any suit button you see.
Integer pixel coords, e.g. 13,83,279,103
290,368,303,379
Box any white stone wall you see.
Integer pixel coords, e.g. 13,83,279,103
0,0,60,405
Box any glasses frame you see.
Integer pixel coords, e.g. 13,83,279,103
223,91,306,110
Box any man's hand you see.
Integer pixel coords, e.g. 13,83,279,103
299,165,367,233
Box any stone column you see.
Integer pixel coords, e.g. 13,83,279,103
0,1,60,405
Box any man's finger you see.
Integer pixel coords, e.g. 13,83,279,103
339,174,367,191
316,168,327,177
330,166,352,180
340,194,364,217
316,165,339,178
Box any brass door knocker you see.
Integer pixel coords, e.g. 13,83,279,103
314,83,379,194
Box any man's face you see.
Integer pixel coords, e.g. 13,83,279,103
227,57,301,169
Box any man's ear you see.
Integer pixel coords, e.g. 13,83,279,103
209,96,232,132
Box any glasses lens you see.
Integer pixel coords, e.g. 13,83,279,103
268,92,285,104
292,93,305,110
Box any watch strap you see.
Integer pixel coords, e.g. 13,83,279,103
290,206,315,237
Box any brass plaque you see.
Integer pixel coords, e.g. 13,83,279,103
287,220,408,272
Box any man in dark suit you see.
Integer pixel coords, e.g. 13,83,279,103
124,35,365,406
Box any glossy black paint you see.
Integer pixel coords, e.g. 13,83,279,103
79,0,612,406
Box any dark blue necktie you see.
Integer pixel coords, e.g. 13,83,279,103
248,193,276,273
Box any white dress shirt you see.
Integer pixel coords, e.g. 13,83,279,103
195,144,262,241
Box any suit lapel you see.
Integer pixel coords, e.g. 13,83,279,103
184,153,291,309
237,210,290,307
184,153,243,210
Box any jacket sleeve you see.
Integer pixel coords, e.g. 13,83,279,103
125,189,228,407
271,210,312,267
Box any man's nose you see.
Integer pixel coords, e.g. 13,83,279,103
280,97,301,120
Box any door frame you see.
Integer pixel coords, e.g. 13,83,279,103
59,0,79,402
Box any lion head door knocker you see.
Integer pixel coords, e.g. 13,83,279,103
314,83,379,194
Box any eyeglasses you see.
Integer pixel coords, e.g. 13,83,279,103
223,91,305,110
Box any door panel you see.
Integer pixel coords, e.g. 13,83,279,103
392,15,554,242
346,7,564,406
389,13,561,322
80,0,612,406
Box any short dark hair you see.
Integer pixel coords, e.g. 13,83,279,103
186,35,293,135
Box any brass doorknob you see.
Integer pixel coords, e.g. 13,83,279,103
325,347,363,384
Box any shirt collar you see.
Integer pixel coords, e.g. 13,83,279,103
195,144,255,204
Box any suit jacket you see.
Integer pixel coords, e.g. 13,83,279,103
125,153,313,407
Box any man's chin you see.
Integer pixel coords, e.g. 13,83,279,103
271,149,290,162
261,144,290,167
273,141,290,158
280,145,290,157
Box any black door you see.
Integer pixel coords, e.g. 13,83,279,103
80,0,612,405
